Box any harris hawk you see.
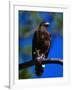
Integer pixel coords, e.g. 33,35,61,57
32,21,51,76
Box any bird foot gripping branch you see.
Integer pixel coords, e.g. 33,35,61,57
35,54,46,76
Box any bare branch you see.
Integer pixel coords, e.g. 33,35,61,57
19,58,63,70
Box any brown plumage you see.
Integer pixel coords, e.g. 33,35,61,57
32,21,51,76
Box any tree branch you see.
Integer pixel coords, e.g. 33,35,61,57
19,58,63,70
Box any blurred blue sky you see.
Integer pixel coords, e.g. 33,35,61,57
19,11,63,78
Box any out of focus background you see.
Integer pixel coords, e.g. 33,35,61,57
19,11,63,79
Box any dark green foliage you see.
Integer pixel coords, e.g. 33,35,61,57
19,69,32,79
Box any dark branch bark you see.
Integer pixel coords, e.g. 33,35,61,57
19,58,63,70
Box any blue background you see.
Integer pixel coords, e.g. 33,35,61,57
19,11,63,79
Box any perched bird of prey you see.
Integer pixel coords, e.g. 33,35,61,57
32,21,51,76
